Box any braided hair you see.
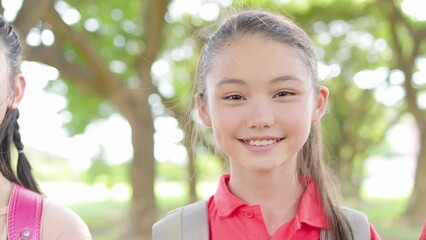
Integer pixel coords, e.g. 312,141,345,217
0,15,41,194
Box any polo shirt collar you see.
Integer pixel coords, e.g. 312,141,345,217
213,174,248,216
297,178,327,229
213,174,328,229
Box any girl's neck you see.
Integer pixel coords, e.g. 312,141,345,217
228,166,302,207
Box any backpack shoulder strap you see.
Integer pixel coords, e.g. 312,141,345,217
320,206,370,240
152,200,209,240
8,183,44,240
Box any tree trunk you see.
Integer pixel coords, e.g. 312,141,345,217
378,0,426,220
118,91,156,240
128,101,156,240
405,130,426,221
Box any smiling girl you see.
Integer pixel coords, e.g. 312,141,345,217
154,9,380,240
0,15,91,240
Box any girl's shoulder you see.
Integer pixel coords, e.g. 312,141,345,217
42,199,92,240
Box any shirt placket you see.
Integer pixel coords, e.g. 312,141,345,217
239,206,270,240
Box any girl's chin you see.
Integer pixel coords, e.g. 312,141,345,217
243,163,285,174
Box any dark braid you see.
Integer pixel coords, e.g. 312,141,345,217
0,15,41,194
0,109,19,184
13,110,41,193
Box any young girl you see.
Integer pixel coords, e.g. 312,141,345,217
154,9,380,240
0,15,92,239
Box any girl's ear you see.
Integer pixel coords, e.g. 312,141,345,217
195,93,212,127
9,74,26,109
311,86,329,122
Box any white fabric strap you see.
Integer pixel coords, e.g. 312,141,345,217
182,201,209,240
153,200,370,240
320,207,370,240
152,207,182,240
152,200,208,240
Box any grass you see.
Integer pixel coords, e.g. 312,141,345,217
66,193,190,239
67,200,129,239
67,196,423,240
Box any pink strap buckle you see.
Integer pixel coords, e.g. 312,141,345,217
7,183,43,240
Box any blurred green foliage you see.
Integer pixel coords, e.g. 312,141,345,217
83,159,129,188
26,147,85,182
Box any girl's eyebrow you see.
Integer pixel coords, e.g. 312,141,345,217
271,75,302,83
215,78,246,87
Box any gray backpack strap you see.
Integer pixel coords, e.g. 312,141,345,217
152,206,183,240
320,207,370,240
152,200,209,240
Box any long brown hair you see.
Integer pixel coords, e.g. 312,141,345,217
0,15,41,194
193,9,353,240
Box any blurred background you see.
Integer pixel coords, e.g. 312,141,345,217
1,0,425,239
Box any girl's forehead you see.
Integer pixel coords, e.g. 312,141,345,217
0,51,8,80
0,54,11,91
207,35,312,86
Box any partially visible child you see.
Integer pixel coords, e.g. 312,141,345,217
0,15,92,239
420,221,426,240
154,9,380,240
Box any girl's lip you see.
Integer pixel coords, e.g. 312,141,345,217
239,137,284,142
238,137,284,151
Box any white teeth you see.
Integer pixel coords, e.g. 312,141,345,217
248,139,279,146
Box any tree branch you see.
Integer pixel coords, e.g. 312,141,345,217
408,37,426,128
420,29,426,40
13,0,53,45
43,4,124,97
388,0,426,53
24,42,98,93
380,0,426,130
12,0,99,94
136,0,168,85
389,0,416,37
379,0,404,63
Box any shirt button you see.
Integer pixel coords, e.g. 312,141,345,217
244,211,254,218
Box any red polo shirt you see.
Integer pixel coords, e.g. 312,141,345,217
208,174,380,240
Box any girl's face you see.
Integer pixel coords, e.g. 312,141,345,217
196,34,328,174
0,48,25,124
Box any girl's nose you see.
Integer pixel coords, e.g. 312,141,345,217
246,102,275,129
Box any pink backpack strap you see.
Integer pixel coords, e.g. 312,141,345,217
7,183,43,240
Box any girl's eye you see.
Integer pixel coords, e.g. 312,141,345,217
274,91,294,98
224,94,244,101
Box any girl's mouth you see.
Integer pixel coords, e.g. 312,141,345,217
241,138,284,146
